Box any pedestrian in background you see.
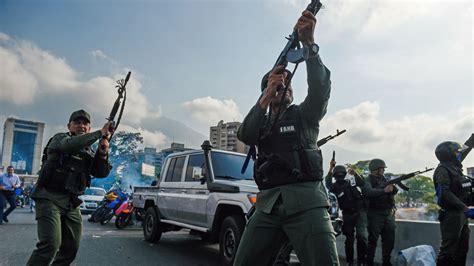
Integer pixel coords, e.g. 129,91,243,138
0,165,21,224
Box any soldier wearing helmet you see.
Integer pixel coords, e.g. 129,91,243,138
363,158,398,266
433,134,474,266
325,158,368,266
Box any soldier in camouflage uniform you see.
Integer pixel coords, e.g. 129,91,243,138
433,134,473,266
27,110,113,265
363,159,397,266
234,11,338,266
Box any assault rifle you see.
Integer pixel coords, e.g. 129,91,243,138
273,0,323,70
101,71,131,149
271,0,323,114
317,129,346,147
242,0,324,175
385,167,434,191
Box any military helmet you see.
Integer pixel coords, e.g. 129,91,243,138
368,159,387,172
332,165,347,179
435,141,462,162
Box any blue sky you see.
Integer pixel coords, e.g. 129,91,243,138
0,0,472,173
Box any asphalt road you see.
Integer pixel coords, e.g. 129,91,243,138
0,207,221,266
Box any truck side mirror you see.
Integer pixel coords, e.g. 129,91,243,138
192,167,206,184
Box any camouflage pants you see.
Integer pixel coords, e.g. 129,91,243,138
27,199,83,266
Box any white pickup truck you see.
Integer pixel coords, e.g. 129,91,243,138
133,141,258,265
133,141,341,265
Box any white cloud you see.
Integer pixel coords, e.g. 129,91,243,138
118,124,168,148
0,47,38,104
0,32,10,42
14,40,80,91
0,32,161,125
320,101,474,174
90,49,108,60
182,96,242,128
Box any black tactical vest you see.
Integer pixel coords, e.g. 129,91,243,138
331,180,364,213
38,135,94,195
435,163,473,208
367,174,395,210
254,105,323,190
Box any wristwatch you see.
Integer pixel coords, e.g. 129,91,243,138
308,43,319,56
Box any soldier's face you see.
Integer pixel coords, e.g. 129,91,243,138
272,85,294,106
375,167,385,177
68,118,91,135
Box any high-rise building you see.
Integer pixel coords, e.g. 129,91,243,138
1,118,45,175
210,120,247,154
161,142,192,158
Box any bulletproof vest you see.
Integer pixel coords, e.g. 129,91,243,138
367,174,395,210
254,105,323,190
38,135,94,195
330,180,364,213
435,163,473,207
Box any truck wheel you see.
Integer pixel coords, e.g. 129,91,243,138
219,215,245,266
143,207,162,243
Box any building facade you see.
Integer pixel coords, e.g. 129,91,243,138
467,167,474,178
210,120,247,154
1,118,45,175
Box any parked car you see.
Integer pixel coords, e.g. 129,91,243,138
133,140,342,265
79,187,106,214
133,141,256,266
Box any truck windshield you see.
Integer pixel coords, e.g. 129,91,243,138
211,152,254,181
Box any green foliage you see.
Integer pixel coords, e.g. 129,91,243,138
347,160,370,176
396,175,434,206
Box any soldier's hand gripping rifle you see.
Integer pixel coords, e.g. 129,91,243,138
101,71,131,150
270,0,324,123
242,1,325,175
385,167,434,191
317,129,346,147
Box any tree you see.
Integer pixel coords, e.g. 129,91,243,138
394,175,433,207
91,131,144,191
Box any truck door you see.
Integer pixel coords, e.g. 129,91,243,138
157,156,185,221
177,153,209,227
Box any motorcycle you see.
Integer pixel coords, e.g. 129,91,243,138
89,189,128,225
114,199,135,229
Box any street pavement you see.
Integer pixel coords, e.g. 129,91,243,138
1,207,349,266
0,206,221,266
